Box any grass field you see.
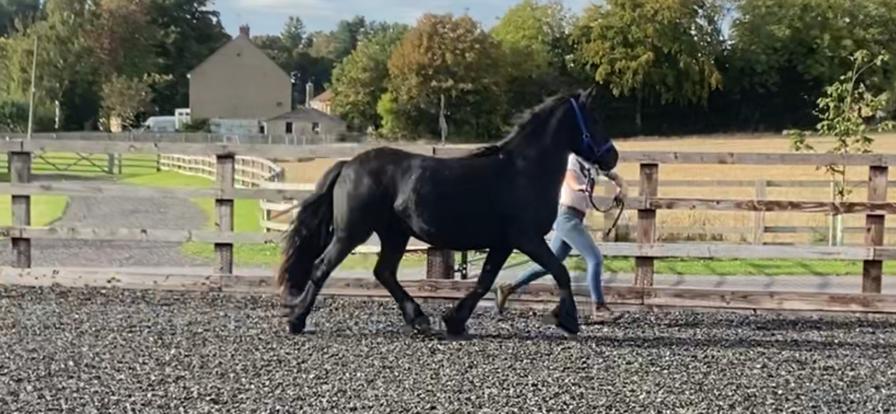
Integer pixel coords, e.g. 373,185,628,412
175,243,896,276
0,195,67,226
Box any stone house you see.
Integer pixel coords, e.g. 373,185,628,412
265,107,348,143
188,25,291,122
309,90,334,114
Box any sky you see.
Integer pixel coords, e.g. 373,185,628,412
214,0,595,36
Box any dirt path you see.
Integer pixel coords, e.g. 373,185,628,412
0,182,211,267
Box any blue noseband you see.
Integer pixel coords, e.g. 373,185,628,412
569,98,614,159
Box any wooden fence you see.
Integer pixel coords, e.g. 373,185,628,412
594,178,889,245
158,154,285,187
3,136,896,313
159,153,299,233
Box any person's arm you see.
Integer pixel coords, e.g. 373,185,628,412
564,169,588,192
603,170,627,200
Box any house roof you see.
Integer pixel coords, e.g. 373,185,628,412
268,107,346,125
187,26,289,80
311,90,333,103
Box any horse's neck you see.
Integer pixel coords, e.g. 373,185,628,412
505,129,570,191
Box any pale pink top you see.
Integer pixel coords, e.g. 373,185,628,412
559,154,591,213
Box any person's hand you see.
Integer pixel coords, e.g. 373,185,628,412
613,188,626,204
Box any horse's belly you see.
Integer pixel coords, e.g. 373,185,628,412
397,201,504,250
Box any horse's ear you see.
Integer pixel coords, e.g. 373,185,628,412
578,85,599,108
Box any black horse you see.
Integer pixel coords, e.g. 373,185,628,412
276,87,619,338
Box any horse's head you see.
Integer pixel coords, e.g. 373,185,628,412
566,86,618,172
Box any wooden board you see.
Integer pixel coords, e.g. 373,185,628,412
10,152,30,268
635,164,658,287
6,137,896,166
864,166,888,293
0,182,311,201
5,268,896,314
215,155,235,275
2,226,890,260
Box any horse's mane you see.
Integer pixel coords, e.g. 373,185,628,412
468,91,576,158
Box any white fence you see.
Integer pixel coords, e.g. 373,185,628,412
159,154,301,232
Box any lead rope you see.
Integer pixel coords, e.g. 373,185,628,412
578,162,624,239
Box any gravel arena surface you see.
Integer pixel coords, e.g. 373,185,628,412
3,286,896,413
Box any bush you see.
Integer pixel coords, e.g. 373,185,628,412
0,98,54,132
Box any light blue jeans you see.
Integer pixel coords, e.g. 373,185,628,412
511,206,605,304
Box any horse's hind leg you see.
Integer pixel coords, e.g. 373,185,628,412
287,229,369,334
373,230,430,334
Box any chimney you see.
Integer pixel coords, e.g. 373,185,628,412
239,24,250,37
305,82,314,107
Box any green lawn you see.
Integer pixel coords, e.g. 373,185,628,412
177,242,890,277
0,195,68,226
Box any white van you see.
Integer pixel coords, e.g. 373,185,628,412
137,116,178,133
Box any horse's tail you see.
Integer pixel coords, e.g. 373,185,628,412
276,160,346,300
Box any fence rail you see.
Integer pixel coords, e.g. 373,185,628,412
159,154,284,187
2,135,894,313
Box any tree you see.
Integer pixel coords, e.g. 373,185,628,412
331,15,367,62
329,23,408,130
728,0,896,128
573,0,724,131
385,14,508,140
789,50,894,245
280,16,305,51
255,25,335,108
0,97,52,132
147,0,230,114
100,74,156,130
87,0,159,79
0,0,40,36
492,0,575,114
0,0,101,129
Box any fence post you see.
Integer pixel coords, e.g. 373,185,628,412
10,152,32,268
863,165,888,293
216,154,235,275
634,163,658,287
752,179,766,245
106,153,115,174
426,248,454,280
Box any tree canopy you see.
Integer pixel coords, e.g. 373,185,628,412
0,0,894,139
329,23,408,130
385,14,507,139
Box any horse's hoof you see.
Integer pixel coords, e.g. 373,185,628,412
441,312,467,339
542,312,580,336
444,331,472,342
413,314,432,334
288,318,306,335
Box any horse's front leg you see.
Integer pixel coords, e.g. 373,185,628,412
514,236,580,336
442,246,513,338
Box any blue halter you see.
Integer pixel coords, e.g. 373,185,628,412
569,98,614,159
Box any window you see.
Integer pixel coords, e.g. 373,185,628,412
285,121,293,134
311,122,320,134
